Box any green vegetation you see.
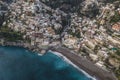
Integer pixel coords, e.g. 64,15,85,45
108,0,116,3
110,11,120,23
116,49,120,56
68,29,81,38
110,48,120,56
114,68,120,80
0,25,24,42
109,48,120,80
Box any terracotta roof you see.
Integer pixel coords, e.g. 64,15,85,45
112,23,120,31
32,33,43,38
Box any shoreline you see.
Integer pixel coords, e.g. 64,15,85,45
49,46,117,80
0,41,48,54
0,42,117,80
49,50,96,80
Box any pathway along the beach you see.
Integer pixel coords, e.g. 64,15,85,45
49,47,117,80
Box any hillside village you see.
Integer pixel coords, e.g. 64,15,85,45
0,0,120,79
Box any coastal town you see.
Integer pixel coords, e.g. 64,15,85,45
0,0,120,80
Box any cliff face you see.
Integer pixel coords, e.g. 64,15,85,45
0,0,120,79
0,1,8,26
79,0,100,18
1,0,13,3
40,0,83,13
40,0,114,17
40,0,117,17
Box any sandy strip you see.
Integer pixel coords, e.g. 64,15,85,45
49,47,117,80
48,50,96,80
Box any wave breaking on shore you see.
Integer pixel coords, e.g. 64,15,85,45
49,50,97,80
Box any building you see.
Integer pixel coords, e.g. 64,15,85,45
112,23,120,32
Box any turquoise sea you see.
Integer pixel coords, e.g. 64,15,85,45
0,46,93,80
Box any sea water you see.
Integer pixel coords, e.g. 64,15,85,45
0,46,93,80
